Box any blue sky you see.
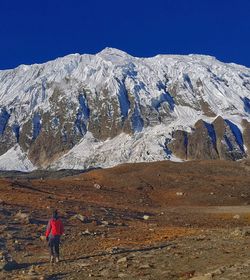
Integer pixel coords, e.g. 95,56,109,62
0,0,250,69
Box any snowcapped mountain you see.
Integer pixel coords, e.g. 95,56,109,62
0,47,250,171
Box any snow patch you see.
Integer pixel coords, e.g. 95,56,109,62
0,145,35,172
51,127,181,170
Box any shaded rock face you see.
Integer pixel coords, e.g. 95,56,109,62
187,120,219,160
5,83,174,167
0,86,248,167
169,117,246,161
213,117,245,160
242,119,250,153
168,130,188,160
20,87,88,167
0,127,17,156
26,88,173,167
87,86,174,140
87,88,132,140
0,108,18,155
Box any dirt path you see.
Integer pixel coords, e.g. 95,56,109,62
202,205,250,213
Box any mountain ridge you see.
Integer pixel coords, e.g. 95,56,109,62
3,47,247,72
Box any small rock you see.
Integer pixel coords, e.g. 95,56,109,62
40,235,46,241
73,214,90,223
231,228,243,237
107,247,121,254
15,211,30,223
176,192,184,196
118,273,127,278
80,229,91,236
195,235,206,241
233,214,240,220
28,265,37,275
179,270,195,278
166,244,176,251
139,264,151,269
232,227,250,237
101,220,109,226
78,262,91,268
117,257,127,264
212,267,225,275
94,183,102,190
143,215,150,220
242,227,250,236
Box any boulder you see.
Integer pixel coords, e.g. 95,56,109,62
117,257,127,264
15,211,30,223
72,214,90,223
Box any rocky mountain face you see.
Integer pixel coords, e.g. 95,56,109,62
0,48,250,170
169,116,247,161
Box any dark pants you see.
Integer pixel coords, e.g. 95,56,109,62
48,235,60,258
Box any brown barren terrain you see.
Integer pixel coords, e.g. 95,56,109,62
0,160,249,279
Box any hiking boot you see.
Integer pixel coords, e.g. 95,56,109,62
50,256,54,263
55,257,59,263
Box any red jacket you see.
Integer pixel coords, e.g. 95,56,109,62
45,218,64,238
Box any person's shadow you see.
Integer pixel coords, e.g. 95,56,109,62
9,261,67,279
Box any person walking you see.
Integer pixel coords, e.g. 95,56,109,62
45,209,64,263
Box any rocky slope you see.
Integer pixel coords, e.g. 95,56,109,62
0,48,250,170
0,160,249,279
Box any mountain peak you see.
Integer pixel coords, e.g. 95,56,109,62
97,47,132,62
98,47,129,55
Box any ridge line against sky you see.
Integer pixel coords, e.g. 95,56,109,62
0,0,250,69
1,48,250,72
